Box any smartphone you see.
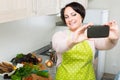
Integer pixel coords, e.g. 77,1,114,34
87,25,109,38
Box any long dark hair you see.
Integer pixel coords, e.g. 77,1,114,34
60,2,86,24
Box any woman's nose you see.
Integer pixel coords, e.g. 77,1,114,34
67,17,73,22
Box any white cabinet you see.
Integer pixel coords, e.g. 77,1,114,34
59,0,88,9
34,0,88,16
0,0,58,23
0,0,34,23
0,0,88,23
55,0,88,15
34,0,59,16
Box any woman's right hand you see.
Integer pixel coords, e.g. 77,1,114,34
71,23,93,43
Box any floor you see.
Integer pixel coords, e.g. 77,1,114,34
101,73,116,80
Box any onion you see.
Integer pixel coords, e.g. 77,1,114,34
45,60,53,68
37,57,42,63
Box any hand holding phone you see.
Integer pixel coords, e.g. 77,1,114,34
87,25,110,38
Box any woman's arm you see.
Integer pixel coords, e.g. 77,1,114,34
52,23,92,53
52,31,70,54
94,21,119,50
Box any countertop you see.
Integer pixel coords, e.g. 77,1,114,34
0,44,56,80
0,54,56,80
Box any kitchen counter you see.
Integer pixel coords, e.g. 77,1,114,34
0,55,56,80
33,44,56,80
0,44,56,80
36,54,56,80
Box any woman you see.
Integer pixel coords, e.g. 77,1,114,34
52,2,119,80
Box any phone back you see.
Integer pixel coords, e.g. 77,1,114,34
87,25,109,38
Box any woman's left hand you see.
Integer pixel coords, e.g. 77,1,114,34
106,20,120,40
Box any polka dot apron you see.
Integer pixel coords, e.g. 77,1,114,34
55,41,96,80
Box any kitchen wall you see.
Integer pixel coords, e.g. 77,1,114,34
0,16,56,62
88,0,120,74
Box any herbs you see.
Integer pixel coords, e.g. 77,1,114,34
16,53,24,59
11,63,49,80
34,70,49,77
7,53,50,80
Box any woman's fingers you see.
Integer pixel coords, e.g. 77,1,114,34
72,23,94,42
105,20,117,27
76,23,93,34
106,20,120,39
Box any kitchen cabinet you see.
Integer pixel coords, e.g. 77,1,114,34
59,0,88,10
34,0,59,16
55,0,88,17
0,0,59,23
0,0,34,23
34,0,88,16
0,0,88,23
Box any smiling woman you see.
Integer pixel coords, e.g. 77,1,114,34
52,2,119,80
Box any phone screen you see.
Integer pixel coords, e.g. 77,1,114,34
87,25,109,38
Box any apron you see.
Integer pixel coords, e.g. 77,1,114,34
55,40,96,80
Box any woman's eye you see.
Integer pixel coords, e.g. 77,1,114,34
64,16,69,19
72,13,76,16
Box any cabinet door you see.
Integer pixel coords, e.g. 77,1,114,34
59,0,88,9
59,0,76,9
0,0,33,23
35,0,59,16
76,0,88,8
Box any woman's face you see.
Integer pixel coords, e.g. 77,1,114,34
64,7,83,32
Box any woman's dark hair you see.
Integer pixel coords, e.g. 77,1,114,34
60,2,86,24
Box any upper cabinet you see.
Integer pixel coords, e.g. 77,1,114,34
35,0,88,16
59,0,88,9
34,0,59,16
0,0,34,23
0,0,88,23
